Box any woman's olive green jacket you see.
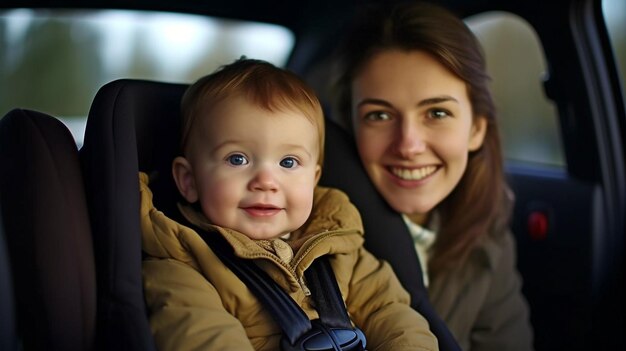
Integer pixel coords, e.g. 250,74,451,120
429,201,534,351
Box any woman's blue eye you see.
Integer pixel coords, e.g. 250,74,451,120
279,157,298,169
227,154,248,166
363,111,391,121
429,109,451,119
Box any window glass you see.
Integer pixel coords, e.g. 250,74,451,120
465,12,565,167
0,9,295,144
603,0,626,101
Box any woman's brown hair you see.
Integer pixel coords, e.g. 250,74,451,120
334,1,507,274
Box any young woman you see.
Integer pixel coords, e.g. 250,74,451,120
333,2,534,350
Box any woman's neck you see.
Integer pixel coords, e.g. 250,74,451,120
406,212,429,226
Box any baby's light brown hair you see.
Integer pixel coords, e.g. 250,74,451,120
180,58,325,167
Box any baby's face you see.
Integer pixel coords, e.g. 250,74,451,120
187,96,321,240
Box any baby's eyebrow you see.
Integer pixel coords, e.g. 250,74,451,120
282,143,314,159
208,139,248,156
211,139,241,150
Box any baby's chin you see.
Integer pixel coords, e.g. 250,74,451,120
237,227,295,241
244,232,286,240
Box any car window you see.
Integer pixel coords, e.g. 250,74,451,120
465,12,565,168
603,0,626,102
0,9,295,145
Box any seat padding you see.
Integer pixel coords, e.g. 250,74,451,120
0,109,96,351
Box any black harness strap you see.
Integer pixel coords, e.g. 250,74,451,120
304,257,352,329
198,229,365,350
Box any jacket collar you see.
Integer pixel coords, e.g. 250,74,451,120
177,186,364,267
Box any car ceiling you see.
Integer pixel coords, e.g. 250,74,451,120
1,0,573,36
0,0,577,74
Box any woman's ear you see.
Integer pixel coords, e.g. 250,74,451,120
172,156,198,203
468,116,488,151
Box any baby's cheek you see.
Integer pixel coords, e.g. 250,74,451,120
291,187,316,223
200,182,239,218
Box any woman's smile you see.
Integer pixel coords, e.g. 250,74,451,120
389,165,438,182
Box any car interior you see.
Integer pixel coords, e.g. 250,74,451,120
0,0,624,350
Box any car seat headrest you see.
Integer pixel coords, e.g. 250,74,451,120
83,79,188,219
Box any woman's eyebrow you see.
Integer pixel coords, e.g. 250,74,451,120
357,95,459,108
356,98,392,108
417,95,459,106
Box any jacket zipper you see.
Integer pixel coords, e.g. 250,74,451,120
298,276,311,296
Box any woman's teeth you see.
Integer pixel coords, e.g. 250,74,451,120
391,166,437,180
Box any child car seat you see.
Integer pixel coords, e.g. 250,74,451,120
81,78,460,351
0,109,97,351
79,79,183,351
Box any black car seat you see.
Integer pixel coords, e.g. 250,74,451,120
79,79,183,351
0,109,97,351
80,78,460,351
0,213,18,351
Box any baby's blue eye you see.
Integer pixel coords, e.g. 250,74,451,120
280,157,298,169
227,154,248,166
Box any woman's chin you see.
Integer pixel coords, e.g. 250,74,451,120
384,194,437,216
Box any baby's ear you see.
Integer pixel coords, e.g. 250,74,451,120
172,156,198,203
314,164,322,185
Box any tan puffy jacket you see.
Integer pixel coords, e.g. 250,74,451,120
139,173,438,351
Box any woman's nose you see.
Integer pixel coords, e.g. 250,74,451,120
394,120,427,159
248,167,279,192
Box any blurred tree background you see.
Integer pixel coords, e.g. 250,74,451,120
0,9,294,143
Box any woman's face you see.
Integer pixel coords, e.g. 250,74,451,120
351,50,487,219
